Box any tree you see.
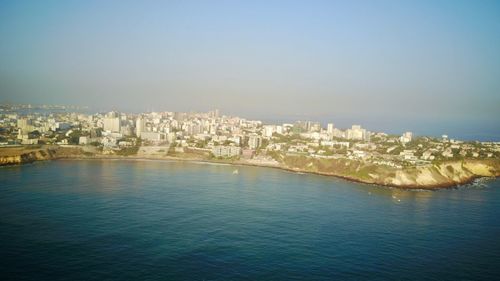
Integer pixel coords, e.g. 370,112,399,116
68,131,83,145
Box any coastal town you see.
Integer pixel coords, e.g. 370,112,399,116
1,103,499,189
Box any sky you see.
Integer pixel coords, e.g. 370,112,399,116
0,0,499,140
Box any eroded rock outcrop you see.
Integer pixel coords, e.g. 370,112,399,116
381,160,499,188
281,155,499,189
0,148,57,166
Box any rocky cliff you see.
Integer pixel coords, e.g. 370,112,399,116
0,146,87,166
380,160,500,188
281,155,500,189
0,148,57,166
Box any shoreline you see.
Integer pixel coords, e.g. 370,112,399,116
5,152,498,190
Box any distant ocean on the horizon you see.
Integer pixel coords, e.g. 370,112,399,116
1,160,500,280
258,115,500,142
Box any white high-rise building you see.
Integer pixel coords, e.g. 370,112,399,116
17,118,33,132
248,134,262,149
212,145,241,158
276,125,284,135
136,116,145,137
327,123,335,134
103,112,121,133
346,125,368,141
263,125,276,138
103,118,120,132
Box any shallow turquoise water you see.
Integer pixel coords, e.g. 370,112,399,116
1,159,499,280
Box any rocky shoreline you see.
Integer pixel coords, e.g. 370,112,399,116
1,146,499,190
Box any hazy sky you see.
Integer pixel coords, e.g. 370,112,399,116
1,0,499,139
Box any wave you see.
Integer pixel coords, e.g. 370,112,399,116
459,177,495,189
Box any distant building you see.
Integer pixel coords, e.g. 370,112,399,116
141,132,165,142
212,145,241,158
103,112,121,133
55,122,71,131
352,150,367,159
346,125,369,141
263,125,276,138
421,150,435,160
321,140,350,148
136,116,145,137
442,148,454,158
184,123,201,136
400,132,413,144
229,136,242,145
276,125,284,135
209,124,218,134
17,118,33,132
248,134,262,149
400,150,417,161
212,135,227,143
332,128,344,138
327,123,334,134
120,125,133,136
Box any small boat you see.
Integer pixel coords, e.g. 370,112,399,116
232,169,239,175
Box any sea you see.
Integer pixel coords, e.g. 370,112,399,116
1,159,499,280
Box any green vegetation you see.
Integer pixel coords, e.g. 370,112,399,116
68,130,88,145
266,150,284,162
194,139,209,148
281,155,395,182
446,165,454,173
116,146,139,156
272,133,301,143
256,138,270,154
167,144,177,156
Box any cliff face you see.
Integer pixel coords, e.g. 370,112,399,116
0,148,57,166
282,155,499,189
380,161,500,188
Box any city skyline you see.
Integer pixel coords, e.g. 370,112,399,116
1,102,497,141
1,0,499,140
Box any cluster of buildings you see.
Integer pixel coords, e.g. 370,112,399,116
0,104,498,167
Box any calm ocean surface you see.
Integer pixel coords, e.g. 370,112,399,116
1,160,499,280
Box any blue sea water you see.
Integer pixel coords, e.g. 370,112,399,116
0,160,499,280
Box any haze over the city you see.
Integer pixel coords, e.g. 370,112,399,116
1,0,499,140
